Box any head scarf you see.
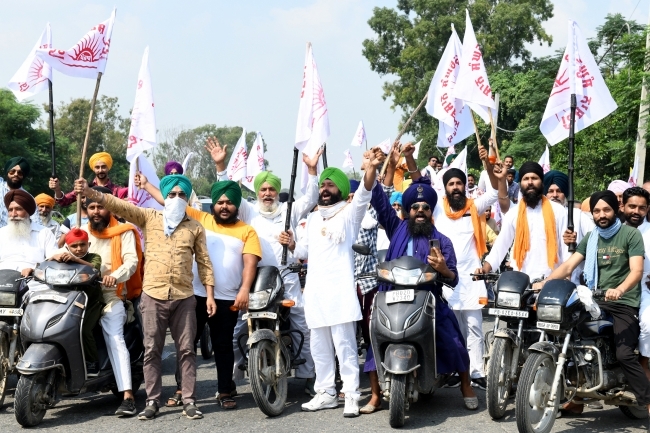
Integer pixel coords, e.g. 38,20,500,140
159,174,192,199
402,177,438,211
443,168,466,186
319,167,350,198
389,192,403,206
584,190,623,289
589,190,619,214
4,157,30,177
543,170,569,195
607,180,631,195
65,228,89,244
4,189,36,215
164,161,183,175
85,186,113,205
518,161,544,181
254,172,281,194
211,181,242,208
35,193,55,208
349,179,360,194
88,152,113,170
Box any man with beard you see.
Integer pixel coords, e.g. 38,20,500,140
51,152,128,207
75,175,215,421
466,174,481,199
0,157,31,228
0,190,56,291
82,186,143,417
538,190,650,415
34,193,65,241
477,162,568,280
294,149,384,417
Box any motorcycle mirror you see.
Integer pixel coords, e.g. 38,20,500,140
352,244,371,256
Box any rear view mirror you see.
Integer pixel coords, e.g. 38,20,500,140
352,244,371,256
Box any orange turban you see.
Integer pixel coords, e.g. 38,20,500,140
89,152,113,170
35,193,55,208
581,197,590,212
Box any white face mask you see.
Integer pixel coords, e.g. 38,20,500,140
163,196,187,236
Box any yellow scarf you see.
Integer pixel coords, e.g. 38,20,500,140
513,197,558,270
442,197,487,259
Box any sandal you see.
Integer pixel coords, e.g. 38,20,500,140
217,394,237,410
359,404,382,414
165,392,183,407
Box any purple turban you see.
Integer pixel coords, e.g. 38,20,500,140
402,177,438,211
164,161,184,175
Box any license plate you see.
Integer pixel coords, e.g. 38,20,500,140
489,308,529,318
0,308,22,316
537,321,560,331
386,289,415,304
31,294,67,304
242,312,277,320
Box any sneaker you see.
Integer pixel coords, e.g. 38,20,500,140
301,390,338,412
85,361,99,377
183,402,203,420
115,398,137,416
138,400,159,420
443,375,461,388
305,378,316,397
343,396,360,418
471,377,487,390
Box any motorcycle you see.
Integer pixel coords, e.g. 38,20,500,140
371,254,455,428
0,269,28,406
235,263,305,417
515,280,648,433
14,260,144,427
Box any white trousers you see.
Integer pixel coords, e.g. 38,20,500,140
639,289,650,357
453,309,485,379
101,302,132,391
311,322,359,399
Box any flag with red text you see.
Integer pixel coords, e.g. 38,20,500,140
350,121,366,147
8,24,52,101
126,46,156,162
538,145,551,173
128,155,162,210
242,132,265,191
227,130,248,182
342,149,355,169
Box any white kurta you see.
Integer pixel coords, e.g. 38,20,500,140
435,188,498,310
636,220,650,356
485,200,568,280
294,184,372,329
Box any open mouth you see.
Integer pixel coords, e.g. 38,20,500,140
415,213,427,222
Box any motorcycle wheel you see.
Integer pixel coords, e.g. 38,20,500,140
200,324,213,360
486,337,513,419
515,352,559,433
619,405,649,419
388,374,406,428
249,339,287,417
14,372,48,427
0,334,9,407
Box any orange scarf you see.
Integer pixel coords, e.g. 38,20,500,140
88,217,144,300
513,197,558,270
443,197,487,259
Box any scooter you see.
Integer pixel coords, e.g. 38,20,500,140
14,260,144,427
0,269,28,406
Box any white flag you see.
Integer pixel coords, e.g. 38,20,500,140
376,138,392,154
8,24,52,101
412,140,422,159
36,9,115,79
350,121,366,147
181,152,196,173
342,149,355,169
126,46,156,162
242,132,265,191
538,145,551,173
629,154,640,187
434,146,467,194
128,155,162,210
442,145,456,168
453,9,496,123
540,21,618,145
425,24,474,147
227,130,248,182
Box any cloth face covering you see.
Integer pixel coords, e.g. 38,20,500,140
163,197,187,237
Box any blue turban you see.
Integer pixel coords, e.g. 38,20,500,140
543,170,569,195
402,177,438,211
159,174,192,199
349,179,360,194
389,192,403,206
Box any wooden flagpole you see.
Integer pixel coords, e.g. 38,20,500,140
471,111,489,171
487,93,501,161
77,72,103,228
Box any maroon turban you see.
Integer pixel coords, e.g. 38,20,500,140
4,189,36,216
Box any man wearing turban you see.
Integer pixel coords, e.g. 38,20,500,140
0,156,32,228
33,193,64,241
75,176,215,420
50,151,128,208
608,179,632,212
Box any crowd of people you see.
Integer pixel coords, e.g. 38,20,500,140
1,139,650,422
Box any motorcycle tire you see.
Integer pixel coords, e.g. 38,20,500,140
515,352,559,433
388,374,406,428
619,405,649,419
111,377,142,399
486,337,513,419
249,339,287,417
0,334,9,407
14,372,48,427
200,324,213,360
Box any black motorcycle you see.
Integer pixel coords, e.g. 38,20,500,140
515,280,647,433
0,269,28,406
14,260,144,427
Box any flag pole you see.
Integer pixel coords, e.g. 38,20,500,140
470,111,489,171
488,93,501,161
567,94,577,252
77,72,103,228
282,147,300,265
322,143,328,169
47,79,56,179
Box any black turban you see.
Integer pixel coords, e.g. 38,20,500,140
443,168,467,186
543,170,569,195
4,157,30,177
518,161,544,181
589,190,619,214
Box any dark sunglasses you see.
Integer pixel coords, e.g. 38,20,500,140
8,169,24,177
410,203,431,211
167,192,187,199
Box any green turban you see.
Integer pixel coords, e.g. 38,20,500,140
4,156,30,177
211,180,242,208
319,167,350,198
254,172,281,195
159,174,192,199
445,154,457,165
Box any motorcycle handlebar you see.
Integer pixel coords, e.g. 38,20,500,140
592,289,606,301
470,272,499,281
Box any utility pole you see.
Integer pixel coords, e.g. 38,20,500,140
634,4,650,184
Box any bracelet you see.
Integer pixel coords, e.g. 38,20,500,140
498,195,509,200
407,167,419,174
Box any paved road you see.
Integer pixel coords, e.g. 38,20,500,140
0,313,647,432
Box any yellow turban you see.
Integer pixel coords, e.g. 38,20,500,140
89,152,113,170
35,193,55,208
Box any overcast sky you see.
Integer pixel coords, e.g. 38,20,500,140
0,0,647,186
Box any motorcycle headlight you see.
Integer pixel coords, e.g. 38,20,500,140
0,292,15,306
33,268,46,282
45,269,76,285
377,268,394,283
71,273,94,284
537,304,562,322
248,290,271,311
391,268,420,285
418,272,437,284
497,292,521,308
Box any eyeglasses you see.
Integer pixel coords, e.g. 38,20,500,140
8,169,23,177
410,203,431,211
167,192,187,199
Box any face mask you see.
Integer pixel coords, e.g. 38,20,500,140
163,196,187,236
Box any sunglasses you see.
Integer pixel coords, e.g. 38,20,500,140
410,203,431,211
167,192,187,199
8,169,24,177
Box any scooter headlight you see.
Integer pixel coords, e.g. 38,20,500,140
497,292,521,309
248,290,271,311
377,308,391,331
71,273,94,284
33,268,46,282
391,268,421,285
45,268,76,285
377,268,394,283
537,304,562,322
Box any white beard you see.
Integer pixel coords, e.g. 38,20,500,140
258,197,280,214
6,218,32,241
39,214,51,225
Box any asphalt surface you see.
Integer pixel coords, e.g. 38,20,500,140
0,313,648,432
